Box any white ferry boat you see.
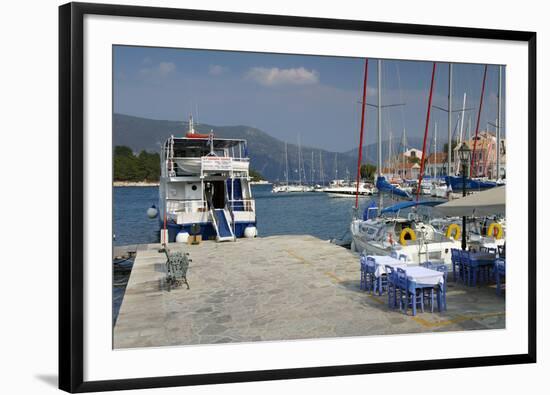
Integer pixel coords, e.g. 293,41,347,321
158,116,257,242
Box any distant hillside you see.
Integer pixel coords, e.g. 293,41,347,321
113,113,373,182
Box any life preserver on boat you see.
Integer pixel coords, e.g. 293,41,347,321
399,228,416,246
186,132,211,138
445,223,461,240
487,222,504,239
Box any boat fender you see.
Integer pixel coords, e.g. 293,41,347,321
487,223,504,239
399,228,416,246
147,205,159,219
244,225,257,238
445,223,461,240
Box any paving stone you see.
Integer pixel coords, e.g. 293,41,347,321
114,236,505,349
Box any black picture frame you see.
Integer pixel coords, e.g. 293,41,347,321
59,2,537,392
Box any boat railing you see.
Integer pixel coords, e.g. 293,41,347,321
227,198,255,212
166,198,207,213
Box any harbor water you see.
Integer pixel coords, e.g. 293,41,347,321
112,184,402,246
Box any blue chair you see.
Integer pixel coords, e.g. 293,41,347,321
385,265,398,309
359,255,368,291
398,254,408,262
390,250,398,259
378,272,388,296
451,248,461,282
396,268,424,316
460,250,473,286
435,264,448,311
365,256,377,293
495,258,506,296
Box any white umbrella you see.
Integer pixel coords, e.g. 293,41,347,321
435,186,505,217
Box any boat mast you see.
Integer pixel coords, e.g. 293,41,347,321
434,122,437,176
334,153,338,181
319,151,324,186
311,151,314,185
471,64,488,177
355,58,369,209
447,64,452,177
377,59,382,178
297,135,302,186
388,130,392,177
284,142,289,186
459,92,466,145
496,65,502,180
416,62,437,201
402,128,406,180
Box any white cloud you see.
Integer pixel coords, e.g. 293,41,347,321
245,67,319,87
139,61,176,78
209,64,228,76
158,62,176,75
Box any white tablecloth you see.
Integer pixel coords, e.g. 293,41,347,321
369,255,408,277
405,266,444,286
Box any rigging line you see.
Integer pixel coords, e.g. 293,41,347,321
395,62,406,134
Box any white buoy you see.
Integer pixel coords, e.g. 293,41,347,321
175,232,189,243
147,205,159,219
244,226,257,238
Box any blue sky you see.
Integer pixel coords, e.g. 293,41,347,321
114,46,505,152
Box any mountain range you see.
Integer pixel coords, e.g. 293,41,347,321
113,113,424,182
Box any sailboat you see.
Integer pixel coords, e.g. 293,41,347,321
272,137,312,193
350,60,462,264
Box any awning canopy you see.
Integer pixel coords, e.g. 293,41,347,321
434,186,505,217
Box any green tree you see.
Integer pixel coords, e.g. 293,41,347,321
249,168,264,182
360,164,377,181
113,146,160,182
443,140,458,161
408,156,421,165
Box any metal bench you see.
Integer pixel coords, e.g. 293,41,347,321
160,247,191,289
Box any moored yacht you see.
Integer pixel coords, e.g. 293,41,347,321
350,201,461,264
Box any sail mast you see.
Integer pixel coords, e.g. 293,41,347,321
496,65,502,180
402,128,406,180
377,59,382,178
311,151,314,185
447,64,453,177
434,122,438,176
285,142,289,185
355,58,369,209
416,62,437,201
471,64,488,177
297,135,302,186
459,92,466,145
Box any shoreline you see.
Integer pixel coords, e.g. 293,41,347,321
114,181,159,187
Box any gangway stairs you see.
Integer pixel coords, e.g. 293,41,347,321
211,208,235,242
